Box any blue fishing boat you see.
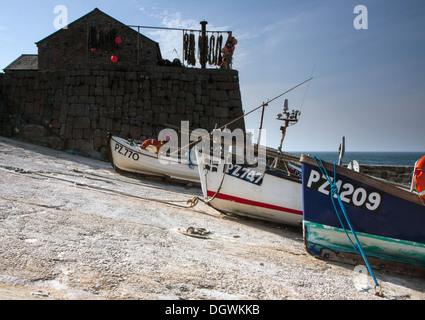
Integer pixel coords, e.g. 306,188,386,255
300,154,425,278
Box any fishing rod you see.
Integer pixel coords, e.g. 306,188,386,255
220,77,313,131
175,77,314,152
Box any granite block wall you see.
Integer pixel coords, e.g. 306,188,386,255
0,63,245,158
360,164,414,187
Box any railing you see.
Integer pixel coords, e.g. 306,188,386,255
128,21,235,69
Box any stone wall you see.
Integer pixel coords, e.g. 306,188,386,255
360,164,413,187
0,63,244,158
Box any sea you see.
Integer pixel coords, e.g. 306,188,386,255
290,151,424,166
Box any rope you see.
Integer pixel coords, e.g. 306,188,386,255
205,167,226,203
0,165,203,209
173,77,313,156
312,156,383,295
299,64,315,115
188,148,194,169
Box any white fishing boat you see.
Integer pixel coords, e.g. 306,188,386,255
194,94,310,227
109,135,200,184
195,149,303,226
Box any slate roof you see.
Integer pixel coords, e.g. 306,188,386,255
4,54,38,71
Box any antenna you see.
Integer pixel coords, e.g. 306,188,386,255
276,99,301,152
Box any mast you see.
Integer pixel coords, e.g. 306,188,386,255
276,99,301,153
256,102,266,147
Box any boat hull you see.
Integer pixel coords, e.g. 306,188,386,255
301,154,425,276
196,151,303,227
109,136,200,184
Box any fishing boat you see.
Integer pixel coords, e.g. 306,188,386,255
301,154,425,277
194,92,310,227
195,148,303,226
109,135,200,184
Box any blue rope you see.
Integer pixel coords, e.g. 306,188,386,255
312,156,379,287
188,149,194,169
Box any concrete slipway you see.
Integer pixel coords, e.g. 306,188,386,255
0,136,424,300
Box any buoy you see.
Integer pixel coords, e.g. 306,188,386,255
140,139,161,154
413,156,425,198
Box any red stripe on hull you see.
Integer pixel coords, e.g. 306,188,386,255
207,190,302,216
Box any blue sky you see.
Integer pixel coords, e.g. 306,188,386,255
1,0,424,152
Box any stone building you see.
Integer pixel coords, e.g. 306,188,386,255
0,8,245,158
36,8,162,72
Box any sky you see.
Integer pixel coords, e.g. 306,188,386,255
1,0,424,152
